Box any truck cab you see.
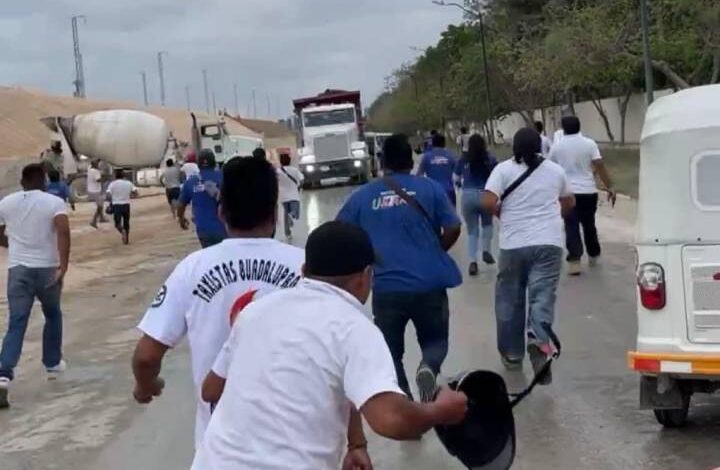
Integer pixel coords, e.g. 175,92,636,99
628,85,720,427
294,90,370,188
192,114,264,165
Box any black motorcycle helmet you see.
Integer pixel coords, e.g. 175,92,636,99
435,370,516,470
198,149,217,170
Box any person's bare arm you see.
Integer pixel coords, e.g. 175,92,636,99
347,407,368,448
592,160,613,192
482,191,501,217
132,335,169,404
0,226,7,248
201,371,226,404
50,214,70,286
560,194,576,218
440,225,461,252
360,389,467,441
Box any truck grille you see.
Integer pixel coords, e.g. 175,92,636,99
314,134,350,162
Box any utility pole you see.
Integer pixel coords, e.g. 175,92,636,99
640,0,655,105
185,85,191,111
202,70,210,114
71,15,87,98
140,71,149,106
432,1,494,143
157,51,168,107
212,91,217,116
234,83,240,116
266,93,272,118
252,89,257,118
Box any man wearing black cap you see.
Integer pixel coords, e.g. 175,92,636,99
337,133,462,402
192,221,468,470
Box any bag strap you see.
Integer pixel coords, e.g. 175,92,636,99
501,157,545,201
281,167,299,186
509,323,562,408
382,176,440,237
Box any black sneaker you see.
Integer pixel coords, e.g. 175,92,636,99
416,363,438,403
501,355,523,371
468,262,479,276
482,251,496,265
527,343,552,385
0,378,10,409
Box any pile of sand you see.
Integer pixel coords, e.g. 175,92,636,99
0,86,258,160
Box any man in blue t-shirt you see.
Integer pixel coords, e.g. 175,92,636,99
337,134,462,402
46,170,75,211
178,150,227,248
417,133,459,207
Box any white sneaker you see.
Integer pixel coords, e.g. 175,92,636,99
589,256,600,267
46,359,67,380
0,377,10,409
567,261,583,276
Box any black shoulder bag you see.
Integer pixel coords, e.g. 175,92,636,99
383,176,441,238
500,157,545,201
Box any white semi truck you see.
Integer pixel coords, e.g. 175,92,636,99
293,90,370,188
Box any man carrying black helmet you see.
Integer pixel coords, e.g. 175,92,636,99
178,149,227,248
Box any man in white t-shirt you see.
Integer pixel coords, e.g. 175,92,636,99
192,221,468,470
277,153,304,241
456,126,471,155
106,169,139,245
483,128,574,383
87,159,107,228
549,116,615,275
535,121,552,157
131,157,304,447
181,151,201,179
0,164,71,408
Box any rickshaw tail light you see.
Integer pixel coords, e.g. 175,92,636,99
637,263,666,310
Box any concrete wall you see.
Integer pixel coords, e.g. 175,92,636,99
491,89,673,145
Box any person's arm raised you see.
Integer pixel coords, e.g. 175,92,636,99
360,388,467,441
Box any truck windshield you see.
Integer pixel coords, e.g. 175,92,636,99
303,108,355,127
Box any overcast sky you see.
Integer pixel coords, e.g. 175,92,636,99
0,0,461,118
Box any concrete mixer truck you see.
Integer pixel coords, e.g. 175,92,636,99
40,110,170,201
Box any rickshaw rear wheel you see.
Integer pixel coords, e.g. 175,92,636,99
653,391,691,428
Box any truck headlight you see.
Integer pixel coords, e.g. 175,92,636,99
353,160,363,168
352,149,367,159
305,164,315,173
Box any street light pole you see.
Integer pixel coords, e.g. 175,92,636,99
640,0,655,105
433,0,494,144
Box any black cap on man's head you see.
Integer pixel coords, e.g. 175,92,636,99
198,149,217,169
306,221,377,277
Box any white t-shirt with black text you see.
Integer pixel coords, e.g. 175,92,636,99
106,179,137,204
485,159,571,250
277,166,304,203
137,238,304,447
192,279,403,470
0,190,67,268
548,133,602,194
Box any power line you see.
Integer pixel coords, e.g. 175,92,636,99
71,15,87,98
157,51,168,107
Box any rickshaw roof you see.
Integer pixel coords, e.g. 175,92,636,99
642,84,720,142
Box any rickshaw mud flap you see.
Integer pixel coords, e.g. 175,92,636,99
639,375,686,409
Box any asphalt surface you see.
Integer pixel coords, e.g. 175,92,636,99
1,186,720,470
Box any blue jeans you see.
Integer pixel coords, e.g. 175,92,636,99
461,188,494,262
0,266,64,380
197,232,226,249
282,201,300,237
495,246,562,359
372,290,449,398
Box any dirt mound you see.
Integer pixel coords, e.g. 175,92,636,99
0,86,258,160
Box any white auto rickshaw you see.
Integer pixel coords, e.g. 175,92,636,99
628,85,720,427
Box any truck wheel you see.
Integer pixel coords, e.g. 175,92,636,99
653,391,691,428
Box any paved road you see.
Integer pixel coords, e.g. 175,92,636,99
1,187,719,470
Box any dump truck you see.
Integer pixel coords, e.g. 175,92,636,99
293,89,370,188
41,110,171,200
